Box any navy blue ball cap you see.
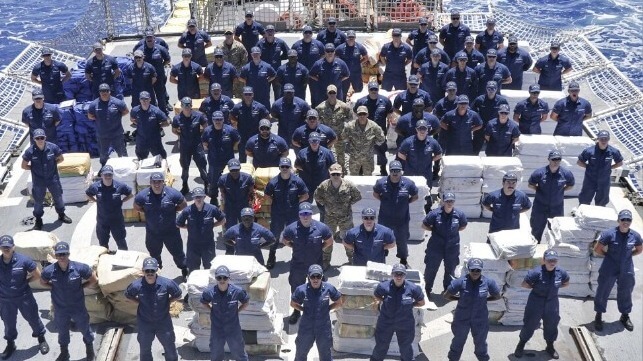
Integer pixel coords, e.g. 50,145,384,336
54,241,70,255
150,172,164,181
427,34,438,43
361,207,377,217
408,75,420,84
392,28,402,37
302,26,313,33
308,132,322,142
412,98,425,107
543,250,559,261
0,235,14,247
498,104,510,113
307,109,319,118
41,47,53,55
467,258,484,270
597,130,610,139
548,150,562,160
389,160,403,170
215,265,230,277
180,96,192,105
139,91,151,99
298,202,313,214
265,25,275,31
182,48,192,56
142,257,159,271
415,119,429,129
308,264,323,276
32,88,45,99
259,119,272,128
456,95,469,104
327,17,337,24
430,48,441,56
210,83,222,91
187,19,197,26
508,36,518,44
240,207,254,217
283,83,295,92
346,30,356,38
245,10,253,17
287,49,298,57
486,48,497,57
33,128,46,138
98,83,111,91
418,17,428,25
191,187,206,197
568,81,580,90
279,157,292,167
101,165,114,175
618,209,633,220
486,81,497,90
243,86,254,94
456,51,468,60
443,192,456,201
528,84,541,93
251,47,261,54
465,36,474,43
227,158,241,170
503,173,518,181
214,48,224,56
446,81,457,90
368,81,379,89
212,111,224,121
324,43,336,51
392,263,407,274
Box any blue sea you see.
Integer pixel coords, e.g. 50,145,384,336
0,0,641,89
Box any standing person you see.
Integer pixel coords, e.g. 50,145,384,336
40,242,97,361
577,130,623,207
295,132,336,200
473,49,512,97
178,18,212,67
316,17,347,46
497,35,533,90
229,86,270,162
271,83,310,145
442,52,479,101
290,264,343,361
433,81,458,120
471,81,509,154
21,129,72,230
199,83,235,124
528,151,575,242
31,47,70,104
439,10,471,59
124,257,182,361
22,88,61,144
172,97,208,194
421,193,467,299
204,48,238,99
291,25,325,70
234,10,265,56
514,250,570,359
335,30,368,97
418,49,450,105
130,91,169,160
134,172,189,280
342,106,386,176
282,202,333,324
291,109,337,152
373,160,419,267
201,111,240,205
343,208,396,266
217,28,248,99
406,17,432,70
484,103,521,157
593,209,643,332
176,187,226,273
200,266,250,361
276,50,309,101
439,95,483,156
412,34,450,75
314,163,362,266
223,208,276,265
217,159,255,251
444,258,502,361
87,84,129,167
239,47,276,108
169,48,203,100
551,81,593,136
125,50,158,108
264,158,309,269
316,86,352,169
463,36,485,69
309,44,350,107
395,98,440,149
475,18,504,55
245,119,289,168
370,264,425,361
380,29,414,91
0,235,49,359
85,165,133,250
533,41,572,91
133,26,170,52
85,42,121,99
482,173,532,233
141,32,171,113
513,84,549,135
257,24,290,101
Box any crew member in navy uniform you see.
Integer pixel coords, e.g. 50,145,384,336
484,103,521,157
309,43,350,107
514,250,570,359
392,75,432,116
577,129,622,206
201,111,240,205
551,81,593,136
439,95,483,156
443,52,479,101
295,132,336,198
178,18,212,67
169,48,203,100
229,86,271,162
276,50,310,101
439,9,471,58
85,42,121,99
475,17,504,55
223,208,276,265
497,36,533,90
21,129,72,230
413,34,451,74
471,81,509,154
397,119,443,196
133,26,169,52
291,109,337,152
593,209,643,332
125,50,158,108
380,29,414,91
134,172,189,280
270,83,310,145
370,263,425,361
418,49,450,105
234,10,265,56
335,30,368,96
533,41,572,91
528,151,575,242
124,257,182,361
291,26,325,71
31,47,70,104
217,159,255,247
463,36,485,69
257,24,290,101
343,208,396,265
290,264,343,361
199,83,235,124
22,88,61,144
444,258,502,361
316,17,347,46
87,83,129,166
40,242,97,361
176,187,226,273
0,235,50,359
85,165,133,250
245,119,289,168
239,47,276,108
395,98,440,149
482,173,532,233
406,17,432,70
172,97,208,195
141,31,171,113
200,265,250,361
513,84,549,134
130,91,170,160
204,49,238,99
473,49,512,97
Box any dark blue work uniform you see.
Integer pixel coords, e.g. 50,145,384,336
396,112,440,147
245,134,289,168
125,61,157,107
199,94,235,125
443,66,478,100
170,60,203,100
552,96,593,136
87,96,128,165
344,224,396,265
131,104,168,159
309,57,350,107
283,220,332,292
176,203,225,270
393,89,432,115
475,30,504,56
464,49,486,69
133,37,169,52
265,175,309,253
371,279,424,361
471,94,509,154
142,44,171,113
32,60,69,103
514,97,549,134
433,96,457,119
202,124,240,196
535,54,572,91
335,42,368,95
398,135,442,185
240,60,276,108
414,48,451,75
23,142,65,217
422,207,467,294
292,124,337,152
0,252,46,342
594,227,642,315
482,189,532,233
85,54,119,98
439,23,471,58
295,145,336,195
223,222,276,264
276,62,309,100
528,166,575,241
520,265,569,343
270,96,310,143
234,21,265,55
440,109,483,155
578,144,623,206
447,275,500,361
86,179,132,250
484,118,520,156
380,42,413,91
200,284,249,361
317,29,347,47
374,176,418,259
41,261,94,347
292,281,342,361
291,39,325,70
408,29,431,60
178,30,211,66
204,61,237,98
217,172,254,227
419,61,450,103
22,103,61,143
497,48,533,90
353,94,393,166
474,62,511,96
124,276,182,361
172,110,208,185
257,37,290,100
134,187,187,269
230,101,270,162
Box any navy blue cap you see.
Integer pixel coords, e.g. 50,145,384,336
307,109,319,118
361,207,377,217
214,48,224,56
548,150,562,159
486,81,497,90
41,47,53,55
224,28,233,35
456,51,468,60
408,75,420,84
450,9,460,16
227,158,241,170
279,158,292,167
215,265,230,277
192,187,206,197
182,48,192,56
389,160,403,170
327,17,337,24
150,172,164,181
180,96,192,105
245,10,253,16
142,257,159,271
240,207,254,217
446,81,457,90
465,36,474,43
430,48,441,56
98,83,111,91
550,41,560,48
251,47,261,54
283,83,295,92
467,258,484,270
346,30,356,37
412,98,425,106
443,192,456,201
265,25,275,31
259,119,271,128
427,34,438,43
419,17,428,25
498,104,510,113
308,264,323,276
392,28,402,36
139,91,151,99
508,36,518,44
212,111,224,121
33,129,46,138
529,84,541,93
299,202,313,214
597,130,610,139
415,119,429,129
54,242,70,255
93,42,103,49
486,17,496,25
568,81,580,90
324,43,335,51
303,26,313,33
618,209,633,220
243,86,254,94
486,48,497,57
0,235,14,247
456,95,469,104
210,83,222,91
392,263,407,274
144,30,155,37
32,88,45,99
101,165,114,175
368,81,379,89
503,173,518,181
308,132,322,142
543,250,559,261
187,19,197,26
287,49,298,57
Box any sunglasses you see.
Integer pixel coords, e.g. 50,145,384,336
134,56,142,59
393,272,406,277
42,54,52,57
444,200,455,203
309,274,322,279
451,17,460,20
470,269,481,273
416,127,428,131
358,113,368,116
331,173,341,177
328,91,337,95
259,127,271,131
620,218,632,222
229,169,240,172
214,55,223,58
307,117,318,120
182,55,191,58
99,89,110,93
300,212,313,217
56,253,69,257
362,216,375,220
390,169,401,173
304,31,313,35
280,165,291,169
550,158,562,161
328,22,336,25
34,136,46,140
144,270,156,274
325,50,335,53
216,276,229,281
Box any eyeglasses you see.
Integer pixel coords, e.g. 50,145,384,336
328,91,337,95
280,166,291,169
390,169,401,173
216,276,229,281
259,127,271,131
550,158,562,161
144,270,156,274
444,200,455,203
34,136,46,140
451,17,460,20
307,117,318,120
214,55,223,58
362,216,375,220
620,218,632,222
99,89,110,93
309,274,322,279
393,272,406,277
56,253,69,257
470,269,481,273
331,173,341,177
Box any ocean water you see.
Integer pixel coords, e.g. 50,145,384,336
0,0,641,89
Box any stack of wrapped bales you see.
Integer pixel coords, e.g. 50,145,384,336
57,153,92,204
480,157,524,218
439,156,484,219
106,157,139,222
555,136,594,197
514,135,559,195
253,167,279,229
15,230,57,290
70,245,112,323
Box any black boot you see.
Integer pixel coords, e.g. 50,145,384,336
58,213,72,224
210,196,219,206
545,341,559,359
180,183,189,195
37,335,49,355
34,217,43,230
55,346,70,361
400,258,409,268
620,313,634,331
514,339,526,358
181,267,189,283
266,251,276,270
86,342,95,361
594,312,604,331
1,341,16,360
288,309,301,324
380,165,388,176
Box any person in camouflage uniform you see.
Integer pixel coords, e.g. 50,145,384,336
314,163,362,267
316,85,353,173
342,106,386,176
218,28,248,99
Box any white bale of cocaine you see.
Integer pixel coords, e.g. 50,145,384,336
332,325,421,356
338,266,381,296
440,156,483,178
106,156,139,183
481,156,524,179
209,255,267,284
514,134,559,156
555,135,594,156
488,228,537,260
574,205,618,231
136,158,169,185
13,230,58,262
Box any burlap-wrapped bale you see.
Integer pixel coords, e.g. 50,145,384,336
337,322,376,338
97,250,148,296
57,152,91,177
240,271,272,301
70,245,108,295
13,230,58,262
253,167,279,190
106,291,138,317
342,295,378,310
85,293,113,324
